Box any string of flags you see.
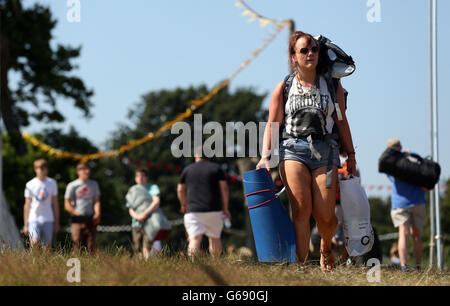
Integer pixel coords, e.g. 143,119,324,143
361,184,447,193
117,156,182,174
114,155,448,192
21,4,289,162
115,155,244,185
116,155,242,184
235,1,290,28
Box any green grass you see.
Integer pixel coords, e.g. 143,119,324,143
0,247,449,286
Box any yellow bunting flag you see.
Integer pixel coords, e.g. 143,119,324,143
22,3,288,161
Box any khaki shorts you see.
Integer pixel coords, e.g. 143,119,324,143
132,227,152,252
391,204,426,229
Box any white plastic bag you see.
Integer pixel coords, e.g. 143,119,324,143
339,176,374,256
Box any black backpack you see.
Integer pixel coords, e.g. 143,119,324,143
378,148,441,190
281,35,354,140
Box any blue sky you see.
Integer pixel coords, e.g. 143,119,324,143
14,0,450,198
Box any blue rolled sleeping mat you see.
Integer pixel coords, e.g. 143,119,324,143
243,168,296,263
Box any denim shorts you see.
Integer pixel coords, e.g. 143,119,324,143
279,137,341,171
28,221,54,246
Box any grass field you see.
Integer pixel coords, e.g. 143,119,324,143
1,247,449,286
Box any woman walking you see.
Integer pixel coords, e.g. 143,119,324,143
257,31,357,271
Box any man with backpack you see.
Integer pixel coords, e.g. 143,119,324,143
386,138,426,271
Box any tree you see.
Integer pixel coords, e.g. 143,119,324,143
368,196,395,236
106,83,268,250
0,0,93,155
3,83,268,252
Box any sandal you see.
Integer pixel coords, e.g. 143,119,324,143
320,249,335,272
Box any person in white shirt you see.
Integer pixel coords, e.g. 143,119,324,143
23,159,60,249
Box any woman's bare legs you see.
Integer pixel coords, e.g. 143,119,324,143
279,160,313,264
311,165,338,271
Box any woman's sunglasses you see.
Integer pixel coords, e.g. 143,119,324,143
298,46,319,54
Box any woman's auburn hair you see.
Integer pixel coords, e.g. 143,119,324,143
288,30,326,75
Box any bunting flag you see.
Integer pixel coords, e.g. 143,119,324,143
235,1,289,28
360,184,446,193
110,155,449,192
22,3,289,162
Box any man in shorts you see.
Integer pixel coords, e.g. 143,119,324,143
64,162,101,254
177,149,230,258
23,159,60,249
387,138,426,271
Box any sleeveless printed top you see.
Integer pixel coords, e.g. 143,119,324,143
284,75,335,138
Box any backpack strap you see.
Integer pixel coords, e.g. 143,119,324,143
331,78,348,109
282,73,295,105
280,73,295,140
327,77,344,122
324,133,339,188
314,74,328,136
324,76,344,189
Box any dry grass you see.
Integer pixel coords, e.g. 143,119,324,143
0,247,449,286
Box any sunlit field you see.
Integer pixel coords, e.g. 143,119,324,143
1,247,449,286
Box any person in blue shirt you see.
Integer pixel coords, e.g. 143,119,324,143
387,138,426,271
